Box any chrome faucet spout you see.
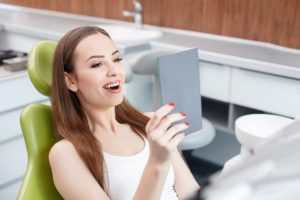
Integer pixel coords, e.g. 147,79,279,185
122,0,143,28
133,1,142,12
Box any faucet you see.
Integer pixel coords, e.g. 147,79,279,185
122,0,143,28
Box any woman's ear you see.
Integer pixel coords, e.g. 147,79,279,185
64,72,78,92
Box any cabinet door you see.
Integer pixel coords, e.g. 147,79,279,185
0,75,47,113
200,61,231,102
230,68,300,118
0,100,50,143
0,108,23,142
0,180,22,200
0,138,27,186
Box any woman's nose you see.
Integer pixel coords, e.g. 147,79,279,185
106,62,118,77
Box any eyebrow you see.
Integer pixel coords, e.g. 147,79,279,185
86,50,120,62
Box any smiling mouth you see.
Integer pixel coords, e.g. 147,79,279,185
103,81,120,91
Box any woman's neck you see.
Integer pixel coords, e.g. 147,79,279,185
84,106,120,135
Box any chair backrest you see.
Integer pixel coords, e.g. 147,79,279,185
17,40,63,200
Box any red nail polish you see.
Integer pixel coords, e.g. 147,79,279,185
184,122,190,126
180,112,186,117
169,102,175,107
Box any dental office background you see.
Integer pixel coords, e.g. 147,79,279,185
0,0,299,199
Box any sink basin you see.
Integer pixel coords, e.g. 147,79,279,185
96,24,162,43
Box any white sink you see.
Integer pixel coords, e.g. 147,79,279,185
96,24,162,43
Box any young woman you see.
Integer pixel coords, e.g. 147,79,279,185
49,26,200,200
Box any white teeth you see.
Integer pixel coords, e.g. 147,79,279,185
105,82,120,89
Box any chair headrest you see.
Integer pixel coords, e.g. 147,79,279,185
27,40,57,97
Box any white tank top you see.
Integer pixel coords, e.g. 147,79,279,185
103,136,179,200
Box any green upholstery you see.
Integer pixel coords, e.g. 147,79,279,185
27,40,57,96
17,40,63,200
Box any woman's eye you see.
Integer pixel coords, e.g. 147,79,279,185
91,63,103,68
114,57,123,62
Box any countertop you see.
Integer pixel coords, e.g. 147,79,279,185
0,3,300,79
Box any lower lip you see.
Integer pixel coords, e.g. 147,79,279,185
104,85,122,94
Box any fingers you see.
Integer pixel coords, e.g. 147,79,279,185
149,112,187,140
145,102,175,134
168,132,185,150
160,122,189,144
145,102,189,153
155,112,187,134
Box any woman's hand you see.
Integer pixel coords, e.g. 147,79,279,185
145,102,189,164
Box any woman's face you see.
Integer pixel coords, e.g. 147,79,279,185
66,33,125,109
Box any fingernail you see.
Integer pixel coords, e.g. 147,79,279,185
180,112,186,117
169,102,175,107
184,122,190,126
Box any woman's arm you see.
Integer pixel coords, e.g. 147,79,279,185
132,158,171,200
172,149,200,199
145,112,200,198
49,140,110,200
134,104,188,200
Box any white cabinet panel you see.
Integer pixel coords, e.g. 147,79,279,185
230,68,300,117
0,75,47,113
0,180,22,200
0,138,27,186
0,100,50,143
0,108,22,143
200,61,231,102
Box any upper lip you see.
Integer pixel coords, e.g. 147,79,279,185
103,80,121,88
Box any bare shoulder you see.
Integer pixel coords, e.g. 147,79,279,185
50,139,75,153
48,139,84,173
49,139,78,164
143,112,154,118
48,139,109,199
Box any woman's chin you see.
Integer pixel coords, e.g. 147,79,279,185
113,95,124,106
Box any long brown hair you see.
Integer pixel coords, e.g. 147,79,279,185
51,26,150,192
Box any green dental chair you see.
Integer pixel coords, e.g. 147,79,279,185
17,40,63,200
